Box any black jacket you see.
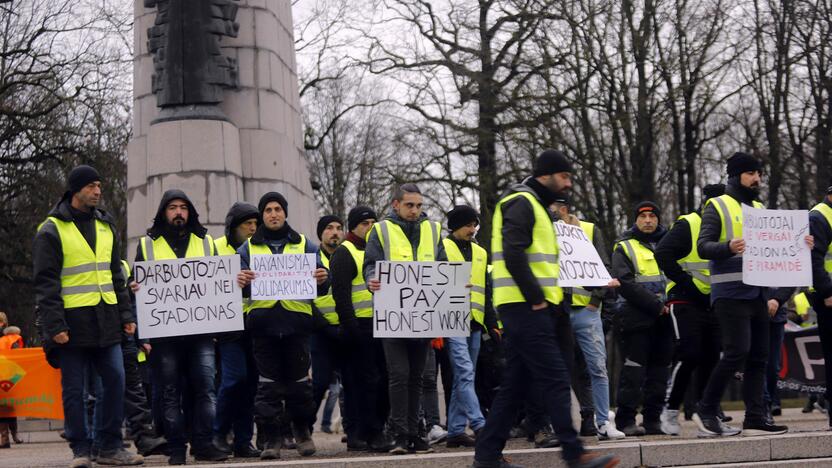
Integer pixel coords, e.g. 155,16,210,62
655,215,710,309
810,199,832,301
436,235,499,332
222,202,259,250
33,196,132,353
363,211,434,281
611,225,667,332
331,233,366,326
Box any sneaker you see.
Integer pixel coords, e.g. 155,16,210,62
597,422,625,440
566,452,621,468
346,435,369,452
427,424,447,445
192,444,229,462
533,426,560,448
293,428,316,457
259,438,281,460
618,423,645,437
471,456,524,468
771,405,782,416
212,434,232,455
719,420,742,436
642,420,664,435
69,456,94,468
409,436,434,454
233,443,262,458
692,413,724,438
742,420,787,436
660,409,680,435
803,399,815,413
134,435,167,456
389,436,409,455
717,407,733,423
368,432,394,452
580,415,598,436
446,433,477,448
167,448,186,466
96,448,144,465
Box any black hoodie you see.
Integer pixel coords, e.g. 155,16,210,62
33,194,132,359
135,189,210,262
222,202,259,249
611,224,668,332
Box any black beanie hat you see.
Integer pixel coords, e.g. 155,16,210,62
348,206,377,231
726,152,761,177
826,185,832,195
258,192,288,217
317,215,343,240
533,149,573,177
702,183,726,201
447,205,479,232
634,201,661,221
68,165,101,194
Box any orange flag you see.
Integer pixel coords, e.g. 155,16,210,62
0,348,64,420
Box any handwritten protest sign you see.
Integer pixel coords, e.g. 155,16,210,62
251,253,317,300
741,205,811,287
554,221,612,287
134,256,243,339
373,261,472,338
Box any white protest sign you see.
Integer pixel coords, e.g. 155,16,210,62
251,253,317,300
373,261,472,338
134,256,243,339
554,221,612,287
741,205,811,287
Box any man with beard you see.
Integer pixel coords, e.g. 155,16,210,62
472,150,618,468
809,185,832,429
236,192,328,460
135,190,225,465
34,165,144,468
611,202,671,436
212,202,261,458
694,152,812,437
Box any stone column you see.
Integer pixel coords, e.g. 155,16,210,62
128,0,316,252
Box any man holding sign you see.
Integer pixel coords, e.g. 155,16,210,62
134,189,226,464
810,185,832,429
236,192,328,460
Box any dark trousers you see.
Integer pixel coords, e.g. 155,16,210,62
764,321,786,408
310,327,343,428
341,321,388,441
699,298,769,421
382,338,430,438
816,299,832,419
615,316,673,425
666,303,721,410
59,344,125,456
150,337,216,451
475,303,583,463
121,336,156,439
252,334,315,443
214,337,259,448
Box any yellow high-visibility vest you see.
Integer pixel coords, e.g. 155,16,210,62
341,240,373,319
40,217,117,308
313,252,338,325
442,238,487,328
245,236,312,315
615,238,666,298
707,195,763,285
373,219,441,261
491,189,562,306
811,203,832,292
140,233,215,261
214,235,237,256
666,212,711,295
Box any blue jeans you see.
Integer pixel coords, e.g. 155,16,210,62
322,381,341,427
447,329,485,437
151,337,217,451
570,307,611,425
59,344,125,456
214,338,258,448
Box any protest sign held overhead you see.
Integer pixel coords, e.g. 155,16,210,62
373,261,472,338
741,205,811,287
251,253,318,301
554,221,612,287
134,256,243,339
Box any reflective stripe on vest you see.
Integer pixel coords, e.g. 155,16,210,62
313,251,338,324
42,217,117,308
374,219,441,261
141,234,214,261
708,195,763,285
666,212,712,295
214,236,238,256
617,238,666,299
442,238,487,328
342,240,374,318
811,203,832,291
570,221,595,308
245,236,312,315
491,189,563,306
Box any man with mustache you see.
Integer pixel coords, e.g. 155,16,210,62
693,152,812,437
34,165,144,468
135,190,225,465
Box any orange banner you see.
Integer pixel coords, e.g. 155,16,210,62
0,348,64,420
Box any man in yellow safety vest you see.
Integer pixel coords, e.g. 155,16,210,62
810,185,832,428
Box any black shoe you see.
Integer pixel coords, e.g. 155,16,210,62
566,452,621,468
346,435,368,452
471,456,524,468
389,436,408,455
260,439,281,460
618,423,645,437
771,405,782,416
409,436,433,454
446,433,477,448
580,416,598,437
804,398,815,413
717,407,733,423
692,413,723,437
135,435,168,456
368,432,394,452
642,420,664,435
233,443,262,458
168,449,186,466
192,444,230,462
683,407,694,421
212,434,231,455
282,436,296,450
533,426,560,448
742,419,787,436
